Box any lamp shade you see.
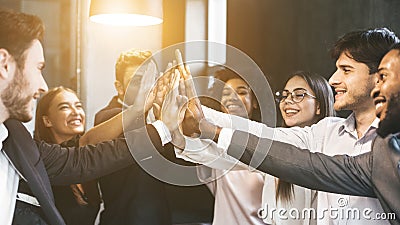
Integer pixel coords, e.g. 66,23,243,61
89,0,163,26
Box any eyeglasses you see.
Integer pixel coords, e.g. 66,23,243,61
275,88,316,103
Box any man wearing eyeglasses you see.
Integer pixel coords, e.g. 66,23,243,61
168,28,399,225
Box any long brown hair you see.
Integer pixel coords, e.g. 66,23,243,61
34,86,79,143
276,71,335,203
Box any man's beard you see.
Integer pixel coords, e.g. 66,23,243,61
334,84,375,112
377,92,400,138
1,68,33,122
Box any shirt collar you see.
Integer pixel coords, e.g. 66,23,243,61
389,133,400,152
0,123,9,150
370,117,380,129
338,112,356,135
338,112,380,136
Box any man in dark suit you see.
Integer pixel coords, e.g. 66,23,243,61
224,43,400,224
95,49,213,225
94,49,173,225
0,9,167,225
5,119,162,225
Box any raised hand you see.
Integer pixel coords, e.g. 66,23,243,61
173,49,205,137
126,59,159,114
175,49,221,141
121,59,159,130
152,62,176,120
159,68,188,132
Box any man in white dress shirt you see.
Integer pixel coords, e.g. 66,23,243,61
0,8,48,225
167,28,399,225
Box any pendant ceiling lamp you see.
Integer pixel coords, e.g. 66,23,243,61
89,0,163,26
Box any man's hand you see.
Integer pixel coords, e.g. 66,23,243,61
153,62,175,120
123,60,158,127
158,68,188,132
128,60,159,114
175,70,221,142
170,128,185,150
175,61,205,137
159,49,222,149
199,118,222,142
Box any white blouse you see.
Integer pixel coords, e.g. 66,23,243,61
198,167,265,225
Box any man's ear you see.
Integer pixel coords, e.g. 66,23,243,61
114,80,124,97
42,116,52,128
0,49,11,80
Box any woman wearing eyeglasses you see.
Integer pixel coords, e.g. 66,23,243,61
260,71,335,225
276,71,334,128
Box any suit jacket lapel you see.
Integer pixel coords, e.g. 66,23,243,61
3,119,65,225
388,133,400,178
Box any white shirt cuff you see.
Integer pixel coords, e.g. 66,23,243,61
151,120,172,146
217,128,234,151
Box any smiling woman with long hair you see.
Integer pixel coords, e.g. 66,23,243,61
261,71,335,225
33,86,101,225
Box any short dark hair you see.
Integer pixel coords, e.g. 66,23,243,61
331,28,399,74
115,49,152,83
391,42,400,52
0,8,44,68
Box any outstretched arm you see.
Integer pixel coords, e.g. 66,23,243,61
40,125,164,185
227,130,375,197
79,106,145,146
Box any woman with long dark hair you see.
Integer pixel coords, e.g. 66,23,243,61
33,87,100,225
261,71,335,225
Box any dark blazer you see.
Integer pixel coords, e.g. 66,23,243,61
51,135,100,225
3,118,162,225
95,96,173,225
95,96,214,225
94,96,122,126
227,130,400,225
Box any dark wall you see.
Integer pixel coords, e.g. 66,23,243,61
227,0,400,91
0,0,77,90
